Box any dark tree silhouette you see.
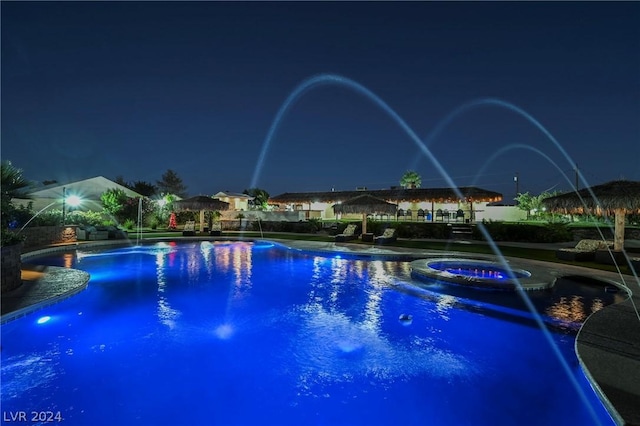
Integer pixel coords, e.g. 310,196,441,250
157,169,188,198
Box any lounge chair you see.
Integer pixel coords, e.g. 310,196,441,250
374,228,397,245
405,209,413,221
555,239,613,261
210,221,222,236
182,220,196,236
335,224,358,242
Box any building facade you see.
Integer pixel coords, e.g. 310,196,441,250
269,187,504,222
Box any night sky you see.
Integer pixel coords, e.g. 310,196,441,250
2,2,639,200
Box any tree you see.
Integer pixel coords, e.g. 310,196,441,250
1,161,32,228
113,175,157,197
1,161,32,246
515,191,562,220
515,192,535,220
101,188,128,220
157,169,187,198
114,175,128,188
243,188,270,210
130,180,157,197
400,170,422,189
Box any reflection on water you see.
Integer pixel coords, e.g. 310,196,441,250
545,296,607,328
1,349,61,401
436,295,458,320
291,304,475,394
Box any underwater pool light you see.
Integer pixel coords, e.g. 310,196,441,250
37,316,51,324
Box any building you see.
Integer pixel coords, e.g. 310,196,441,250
213,191,253,211
269,186,503,222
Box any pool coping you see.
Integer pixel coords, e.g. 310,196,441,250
409,257,554,291
2,237,639,425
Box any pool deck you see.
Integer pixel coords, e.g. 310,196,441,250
1,237,639,425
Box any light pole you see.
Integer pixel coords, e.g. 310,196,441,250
514,173,519,200
62,187,66,226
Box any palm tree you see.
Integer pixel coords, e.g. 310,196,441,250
1,161,32,229
400,170,422,189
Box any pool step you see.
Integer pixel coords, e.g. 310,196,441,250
449,224,473,240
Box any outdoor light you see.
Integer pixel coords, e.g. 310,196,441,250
66,195,82,207
62,188,82,226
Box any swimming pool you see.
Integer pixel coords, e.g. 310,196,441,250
1,241,617,425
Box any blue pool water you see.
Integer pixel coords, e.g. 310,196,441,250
427,260,530,280
1,241,615,425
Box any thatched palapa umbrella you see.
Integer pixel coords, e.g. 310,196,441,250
542,180,640,251
332,194,398,235
173,196,230,232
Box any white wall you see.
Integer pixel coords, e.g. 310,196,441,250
221,210,305,221
475,205,527,222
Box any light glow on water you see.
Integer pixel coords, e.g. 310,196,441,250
214,324,234,339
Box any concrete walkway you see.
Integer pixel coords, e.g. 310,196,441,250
1,237,639,425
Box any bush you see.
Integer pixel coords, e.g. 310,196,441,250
473,221,572,243
123,219,136,230
393,222,449,239
1,229,25,247
307,218,322,233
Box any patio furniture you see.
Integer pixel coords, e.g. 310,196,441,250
88,227,109,240
417,209,425,221
455,209,465,222
435,209,444,221
374,228,397,245
405,209,413,221
335,224,358,242
555,239,613,261
361,233,374,242
76,226,109,241
182,221,196,236
397,209,405,220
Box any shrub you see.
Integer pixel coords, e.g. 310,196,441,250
393,222,449,239
1,229,25,246
123,219,136,230
307,218,322,233
473,221,572,243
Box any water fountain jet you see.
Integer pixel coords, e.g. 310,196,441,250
249,73,618,423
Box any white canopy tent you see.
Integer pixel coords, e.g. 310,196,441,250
13,176,143,212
